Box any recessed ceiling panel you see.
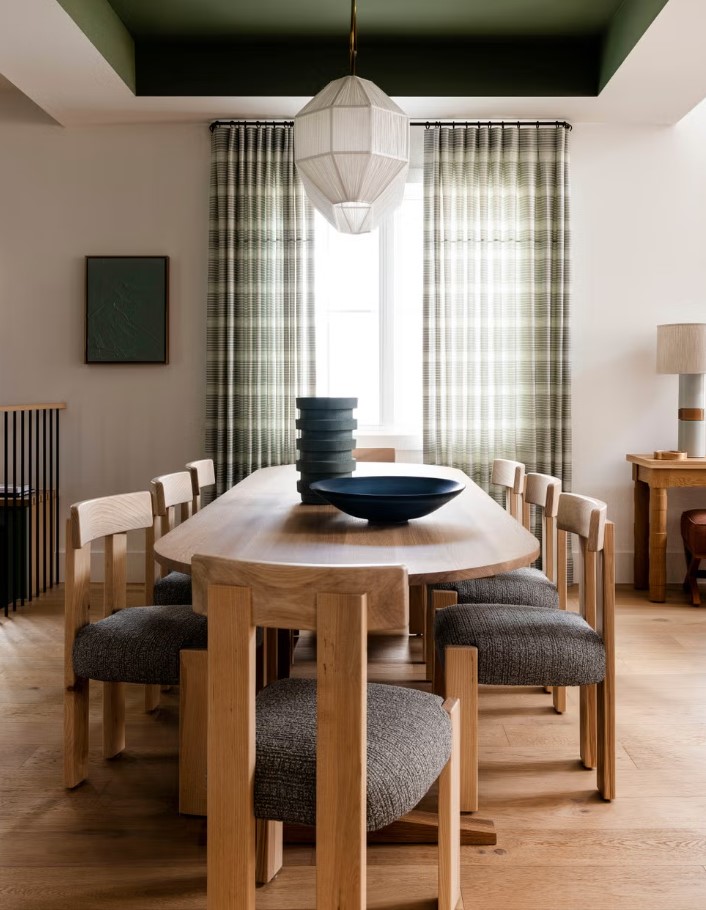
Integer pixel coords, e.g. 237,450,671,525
54,0,672,99
107,0,626,39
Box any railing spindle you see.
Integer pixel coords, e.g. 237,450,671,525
42,408,47,594
55,408,60,583
27,411,33,604
49,409,54,589
20,410,25,606
34,410,39,598
2,412,7,618
11,412,17,611
1,403,65,615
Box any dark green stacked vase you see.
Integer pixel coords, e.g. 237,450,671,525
296,397,357,504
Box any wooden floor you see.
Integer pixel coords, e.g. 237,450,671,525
2,584,706,909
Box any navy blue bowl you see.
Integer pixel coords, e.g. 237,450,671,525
309,476,465,523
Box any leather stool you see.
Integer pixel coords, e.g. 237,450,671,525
681,510,706,606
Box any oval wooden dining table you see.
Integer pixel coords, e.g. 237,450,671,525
154,461,538,586
154,461,539,847
156,461,539,680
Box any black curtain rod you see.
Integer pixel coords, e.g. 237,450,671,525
210,118,572,132
413,120,572,130
210,119,293,131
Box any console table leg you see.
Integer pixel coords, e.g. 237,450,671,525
649,487,668,602
633,479,649,590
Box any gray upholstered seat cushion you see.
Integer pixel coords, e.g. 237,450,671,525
254,678,451,832
72,605,207,685
154,571,192,606
435,603,605,687
435,568,559,610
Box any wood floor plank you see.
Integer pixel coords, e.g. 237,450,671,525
366,829,706,866
458,865,706,910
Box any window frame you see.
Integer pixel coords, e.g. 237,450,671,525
313,168,424,451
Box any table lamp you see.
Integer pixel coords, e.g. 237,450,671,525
657,322,706,457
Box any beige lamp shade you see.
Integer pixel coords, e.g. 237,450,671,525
657,323,706,373
294,75,409,234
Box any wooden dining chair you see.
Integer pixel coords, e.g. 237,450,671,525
64,491,207,789
185,457,216,511
189,557,461,910
492,457,525,521
149,462,216,611
421,456,525,668
430,472,562,693
434,493,615,812
142,471,199,711
435,472,560,607
150,470,195,605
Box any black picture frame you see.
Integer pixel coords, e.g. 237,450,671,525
85,256,169,364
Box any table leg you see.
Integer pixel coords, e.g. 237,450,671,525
649,487,668,602
179,649,208,816
264,627,294,685
633,478,649,590
409,584,425,637
423,585,437,683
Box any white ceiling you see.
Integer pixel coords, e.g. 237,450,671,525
1,0,706,126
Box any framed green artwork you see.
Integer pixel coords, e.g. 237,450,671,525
85,256,169,364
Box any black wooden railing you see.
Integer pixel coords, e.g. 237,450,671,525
1,403,65,617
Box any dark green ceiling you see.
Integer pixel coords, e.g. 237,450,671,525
106,0,629,39
56,0,671,97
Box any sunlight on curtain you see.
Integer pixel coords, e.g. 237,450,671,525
423,125,571,496
206,124,315,494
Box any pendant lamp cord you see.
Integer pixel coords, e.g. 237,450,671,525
349,0,357,75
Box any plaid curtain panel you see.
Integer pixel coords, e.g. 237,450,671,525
423,125,571,499
206,124,315,494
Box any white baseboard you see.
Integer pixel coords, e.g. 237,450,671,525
613,551,688,586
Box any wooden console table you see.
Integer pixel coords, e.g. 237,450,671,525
627,453,706,602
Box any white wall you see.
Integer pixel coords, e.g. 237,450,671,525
0,99,210,576
571,105,706,583
2,92,706,583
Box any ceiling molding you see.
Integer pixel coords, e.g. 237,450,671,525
600,0,669,90
56,0,135,91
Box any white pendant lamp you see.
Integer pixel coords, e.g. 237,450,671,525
293,0,409,234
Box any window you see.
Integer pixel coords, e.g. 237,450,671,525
314,176,423,443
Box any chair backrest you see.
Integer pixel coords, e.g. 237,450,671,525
65,491,154,672
185,458,216,511
151,471,194,528
191,557,408,631
491,458,525,520
523,472,561,582
148,471,195,591
352,447,396,463
194,558,408,908
556,493,614,647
